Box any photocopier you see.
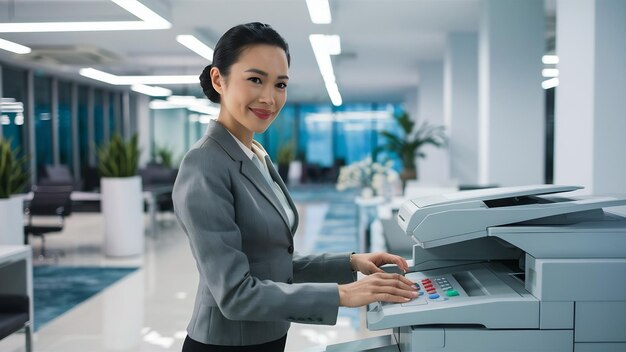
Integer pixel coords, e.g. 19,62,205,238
324,185,626,352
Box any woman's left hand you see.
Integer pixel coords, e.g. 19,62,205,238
350,252,410,275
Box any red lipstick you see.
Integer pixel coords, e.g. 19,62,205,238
250,108,272,120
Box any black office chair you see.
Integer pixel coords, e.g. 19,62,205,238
24,185,73,259
41,164,82,190
0,294,32,352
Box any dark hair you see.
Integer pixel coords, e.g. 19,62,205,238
199,22,290,103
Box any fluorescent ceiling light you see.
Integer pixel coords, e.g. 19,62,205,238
0,0,170,33
120,75,197,85
326,35,341,55
176,35,214,62
325,81,343,107
310,34,336,82
542,55,559,64
542,68,559,78
310,34,342,106
79,68,121,85
0,38,31,54
80,68,197,85
306,0,332,24
131,84,172,97
150,95,220,117
542,78,559,89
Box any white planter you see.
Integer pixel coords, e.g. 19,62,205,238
101,176,144,257
0,197,24,245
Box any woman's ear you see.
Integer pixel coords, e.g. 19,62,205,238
210,67,223,95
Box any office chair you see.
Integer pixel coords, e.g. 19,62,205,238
24,185,73,259
41,164,82,190
0,294,32,352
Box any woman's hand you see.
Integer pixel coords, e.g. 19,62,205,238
338,272,418,307
350,252,410,274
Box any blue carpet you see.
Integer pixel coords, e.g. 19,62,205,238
290,185,361,327
33,266,138,330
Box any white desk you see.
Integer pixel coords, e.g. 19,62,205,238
0,245,33,330
355,196,385,253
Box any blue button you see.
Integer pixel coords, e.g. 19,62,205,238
429,293,440,299
418,291,424,296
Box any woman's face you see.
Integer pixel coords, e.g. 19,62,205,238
212,44,289,135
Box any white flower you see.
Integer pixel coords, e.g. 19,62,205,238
335,157,397,196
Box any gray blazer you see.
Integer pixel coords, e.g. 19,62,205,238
173,120,356,346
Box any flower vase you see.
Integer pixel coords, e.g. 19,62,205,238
360,187,375,199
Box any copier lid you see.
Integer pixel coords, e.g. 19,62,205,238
411,184,581,208
398,185,626,248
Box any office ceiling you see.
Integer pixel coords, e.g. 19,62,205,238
0,0,554,104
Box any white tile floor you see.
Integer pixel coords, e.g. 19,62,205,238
1,201,389,352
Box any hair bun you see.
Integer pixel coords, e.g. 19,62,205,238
199,64,221,103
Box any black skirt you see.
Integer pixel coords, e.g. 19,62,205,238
182,334,287,352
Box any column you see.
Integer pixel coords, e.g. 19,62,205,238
478,0,545,186
554,0,626,196
444,33,479,185
416,62,448,184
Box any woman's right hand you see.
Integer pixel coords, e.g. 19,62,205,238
338,272,418,307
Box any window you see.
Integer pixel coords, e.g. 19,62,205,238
34,74,53,177
58,80,73,173
1,66,27,154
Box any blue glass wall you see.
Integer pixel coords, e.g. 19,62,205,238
93,89,104,149
58,81,73,173
1,66,27,153
34,74,53,178
78,87,90,172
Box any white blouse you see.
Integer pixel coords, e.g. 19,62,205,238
227,131,295,229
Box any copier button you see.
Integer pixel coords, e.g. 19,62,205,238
428,293,440,299
446,290,459,297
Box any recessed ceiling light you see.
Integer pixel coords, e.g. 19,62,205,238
306,0,332,24
176,35,214,62
0,38,31,54
79,68,197,85
0,0,170,33
541,78,559,89
131,84,172,97
542,68,559,78
542,55,559,65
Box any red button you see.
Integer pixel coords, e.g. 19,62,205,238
427,289,437,293
424,284,433,289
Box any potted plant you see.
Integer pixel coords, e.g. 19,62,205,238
0,139,29,245
277,142,295,184
154,144,175,168
378,112,447,188
98,133,143,257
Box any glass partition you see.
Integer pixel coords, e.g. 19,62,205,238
1,66,27,153
58,80,73,173
34,74,53,178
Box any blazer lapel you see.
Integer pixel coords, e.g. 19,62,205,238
265,156,299,235
206,120,294,234
239,159,292,232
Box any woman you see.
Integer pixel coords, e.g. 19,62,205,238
173,22,418,352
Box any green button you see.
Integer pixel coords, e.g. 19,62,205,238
446,290,459,297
